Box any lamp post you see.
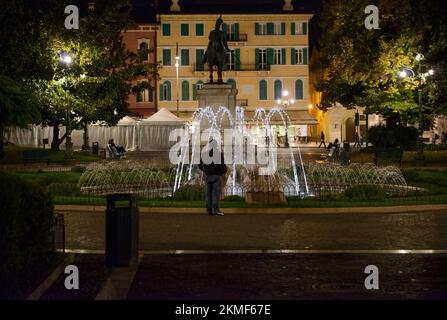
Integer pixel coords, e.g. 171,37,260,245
175,42,180,117
277,90,294,148
60,52,74,161
399,53,434,164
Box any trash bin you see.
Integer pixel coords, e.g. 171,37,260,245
105,193,139,267
341,140,350,166
92,142,99,155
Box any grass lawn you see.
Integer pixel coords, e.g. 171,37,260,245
15,170,83,185
0,144,100,164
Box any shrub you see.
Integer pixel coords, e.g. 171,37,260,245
344,184,385,201
71,165,85,173
368,125,418,149
223,195,245,202
0,171,54,296
173,184,205,201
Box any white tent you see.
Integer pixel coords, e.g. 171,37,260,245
138,108,185,150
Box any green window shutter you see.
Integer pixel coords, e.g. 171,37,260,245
167,82,172,101
163,49,171,66
303,47,308,64
196,49,204,71
234,23,239,41
259,80,267,100
255,48,259,70
281,48,286,64
267,23,274,35
193,83,197,100
235,48,240,71
295,80,303,100
303,22,308,35
182,81,189,101
196,23,204,36
162,23,171,36
291,22,295,35
181,49,189,66
266,48,274,67
159,84,164,101
281,22,286,35
222,23,227,36
291,48,297,64
181,24,189,36
255,23,260,35
274,80,282,100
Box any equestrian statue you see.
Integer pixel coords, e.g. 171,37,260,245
203,15,230,84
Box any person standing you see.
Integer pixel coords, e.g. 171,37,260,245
318,131,326,148
198,139,228,216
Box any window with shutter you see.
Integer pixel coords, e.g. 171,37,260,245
181,49,189,66
196,49,204,71
295,80,304,100
162,23,171,36
259,80,267,100
196,23,204,36
181,80,189,101
181,24,189,36
267,23,274,35
162,49,171,66
274,80,282,100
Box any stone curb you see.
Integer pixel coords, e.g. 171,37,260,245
55,204,447,215
26,253,75,300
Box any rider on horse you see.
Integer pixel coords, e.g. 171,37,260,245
204,15,230,84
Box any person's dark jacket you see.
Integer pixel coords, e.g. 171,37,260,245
198,150,227,176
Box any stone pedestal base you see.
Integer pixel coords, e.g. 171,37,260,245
196,83,238,129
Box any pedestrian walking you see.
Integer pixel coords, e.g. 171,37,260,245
318,131,326,148
198,139,228,216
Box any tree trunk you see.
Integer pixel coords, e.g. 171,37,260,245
83,122,90,151
0,120,4,158
50,124,67,151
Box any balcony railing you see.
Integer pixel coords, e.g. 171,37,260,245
194,64,271,72
226,33,248,42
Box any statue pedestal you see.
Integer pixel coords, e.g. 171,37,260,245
196,83,238,121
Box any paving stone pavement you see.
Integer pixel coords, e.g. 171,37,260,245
60,211,447,251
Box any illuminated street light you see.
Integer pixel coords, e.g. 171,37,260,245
60,52,72,65
277,90,295,148
398,54,434,163
175,42,180,117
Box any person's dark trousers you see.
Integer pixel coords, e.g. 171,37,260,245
206,175,222,215
318,140,326,148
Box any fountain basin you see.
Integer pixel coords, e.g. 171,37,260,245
245,191,287,205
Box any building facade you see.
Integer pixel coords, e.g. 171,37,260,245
122,23,158,117
155,2,318,143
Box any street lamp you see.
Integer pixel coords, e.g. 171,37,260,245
399,53,435,164
60,52,74,161
277,90,294,148
175,42,180,117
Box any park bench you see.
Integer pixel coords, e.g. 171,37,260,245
374,148,403,166
22,150,51,165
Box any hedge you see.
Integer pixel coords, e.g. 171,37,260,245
0,171,54,297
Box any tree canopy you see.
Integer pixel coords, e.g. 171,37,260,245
312,0,447,124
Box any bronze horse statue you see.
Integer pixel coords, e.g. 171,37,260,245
204,16,230,84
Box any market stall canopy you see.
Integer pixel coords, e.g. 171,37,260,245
140,108,184,125
269,110,318,125
117,116,138,125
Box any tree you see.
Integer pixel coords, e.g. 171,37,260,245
41,0,160,151
312,0,447,126
0,0,59,157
